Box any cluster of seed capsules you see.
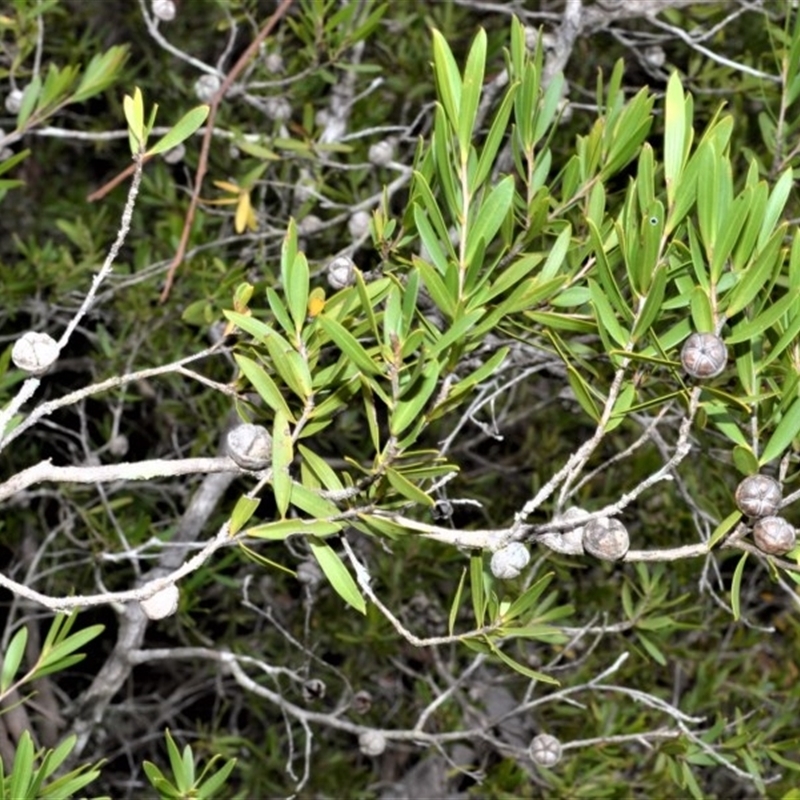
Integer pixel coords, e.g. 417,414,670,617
681,331,796,557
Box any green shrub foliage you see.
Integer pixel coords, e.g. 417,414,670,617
1,1,800,797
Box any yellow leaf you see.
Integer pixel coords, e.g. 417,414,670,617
214,179,241,194
307,287,326,317
235,192,257,233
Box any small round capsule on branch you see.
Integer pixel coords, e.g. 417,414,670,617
152,0,176,21
327,255,356,289
226,423,272,470
358,731,386,756
680,332,727,379
348,210,371,240
12,331,60,375
490,542,530,579
368,140,395,166
141,584,179,620
582,517,629,561
529,733,562,768
753,516,796,556
194,74,221,103
5,88,23,114
735,474,782,518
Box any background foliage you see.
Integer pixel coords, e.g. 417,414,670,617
2,0,800,797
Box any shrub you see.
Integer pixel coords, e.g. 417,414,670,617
1,2,799,797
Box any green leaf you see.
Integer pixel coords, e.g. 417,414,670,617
318,316,381,376
731,552,748,621
759,168,793,250
197,757,237,800
725,227,783,317
16,75,41,129
71,45,129,103
631,264,668,342
458,29,486,159
689,287,714,333
709,510,742,548
710,190,750,280
589,278,629,347
308,536,366,613
289,481,340,518
540,225,572,281
386,467,433,507
485,640,559,684
502,573,554,624
449,568,467,636
123,86,146,152
431,29,462,133
229,495,259,536
146,104,210,156
760,395,800,465
9,731,34,800
664,72,688,208
284,250,310,333
732,445,759,476
164,730,191,792
223,310,273,342
272,410,293,518
1,625,27,693
234,354,294,420
390,362,439,435
473,81,517,191
567,366,600,422
263,337,313,400
470,552,486,627
246,518,342,540
414,256,457,318
465,176,514,268
727,289,799,344
38,624,104,672
414,203,450,276
298,444,344,492
636,631,667,666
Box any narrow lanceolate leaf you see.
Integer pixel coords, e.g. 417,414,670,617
146,104,209,156
541,225,572,281
731,552,748,621
758,168,793,250
285,251,310,333
431,29,462,133
386,467,433,507
473,82,517,191
16,75,42,129
709,510,742,548
229,495,260,536
589,278,629,348
318,316,382,376
272,410,293,518
449,568,467,636
390,363,439,436
663,72,687,208
308,536,366,614
71,45,129,103
298,444,344,492
457,28,486,160
727,288,800,344
234,354,294,420
470,552,486,627
246,518,342,540
486,640,559,685
631,265,668,342
760,396,800,466
465,176,514,267
0,626,27,693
